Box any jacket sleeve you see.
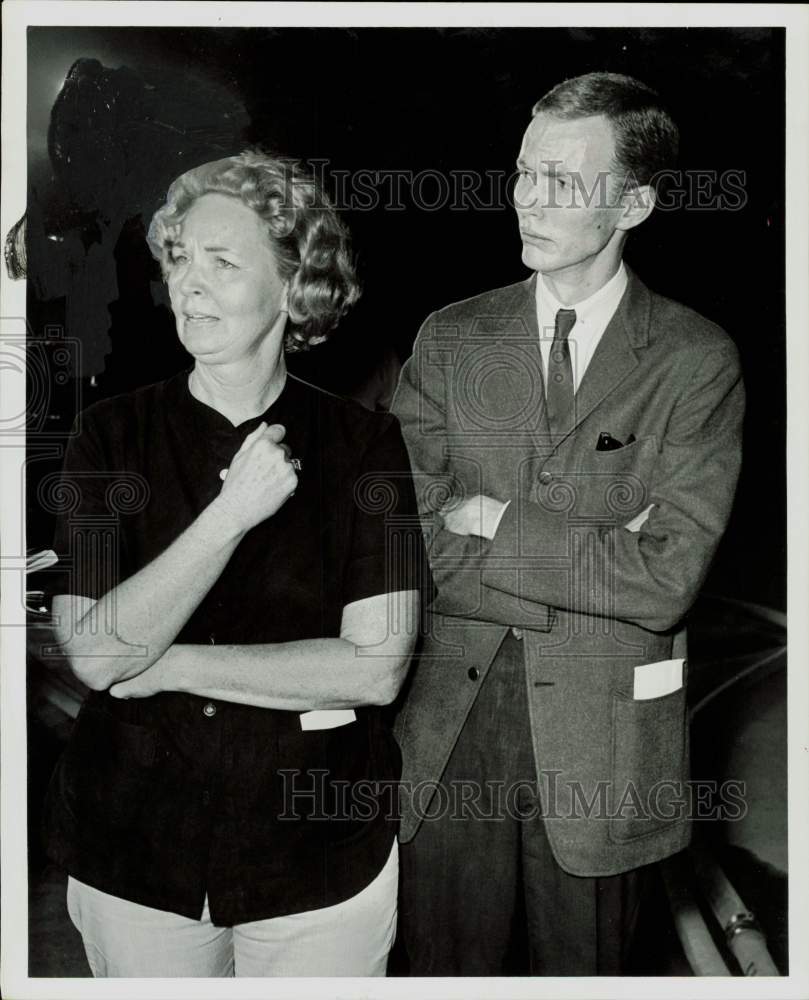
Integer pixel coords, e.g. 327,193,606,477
391,312,555,630
482,341,745,632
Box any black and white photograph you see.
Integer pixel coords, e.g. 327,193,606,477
1,2,807,997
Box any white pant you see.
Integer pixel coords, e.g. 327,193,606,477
67,842,398,977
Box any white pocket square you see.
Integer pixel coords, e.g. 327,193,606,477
624,504,655,533
299,709,357,731
633,659,684,700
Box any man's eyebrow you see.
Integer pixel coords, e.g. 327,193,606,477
517,157,569,177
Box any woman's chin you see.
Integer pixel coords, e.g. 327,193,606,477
179,325,228,357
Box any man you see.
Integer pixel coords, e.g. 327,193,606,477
390,72,744,975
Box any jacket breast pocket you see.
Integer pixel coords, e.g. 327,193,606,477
583,435,658,520
56,704,162,832
609,684,688,842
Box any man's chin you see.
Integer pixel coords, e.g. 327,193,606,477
521,243,552,273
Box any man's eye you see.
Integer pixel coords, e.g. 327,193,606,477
216,258,236,269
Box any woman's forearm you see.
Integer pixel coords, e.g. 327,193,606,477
118,637,410,711
54,499,246,691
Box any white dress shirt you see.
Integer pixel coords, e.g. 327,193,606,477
536,263,628,393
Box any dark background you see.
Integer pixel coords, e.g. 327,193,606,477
25,25,785,610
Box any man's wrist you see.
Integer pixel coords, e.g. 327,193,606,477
480,497,510,540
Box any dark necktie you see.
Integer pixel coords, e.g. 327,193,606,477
545,307,577,435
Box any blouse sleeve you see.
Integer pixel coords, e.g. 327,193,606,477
44,410,126,601
342,414,433,608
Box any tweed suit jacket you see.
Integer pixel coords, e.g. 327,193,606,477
390,268,744,877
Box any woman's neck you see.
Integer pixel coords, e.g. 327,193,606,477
189,354,288,426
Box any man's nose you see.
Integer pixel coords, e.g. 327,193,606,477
518,190,544,219
515,178,543,217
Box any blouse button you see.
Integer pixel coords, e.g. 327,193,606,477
203,702,217,718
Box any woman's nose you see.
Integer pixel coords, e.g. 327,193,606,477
177,260,207,296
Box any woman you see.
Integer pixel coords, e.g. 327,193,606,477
43,151,423,977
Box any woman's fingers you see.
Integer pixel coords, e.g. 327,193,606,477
215,420,298,531
234,421,286,455
225,424,288,479
234,421,269,455
263,423,286,444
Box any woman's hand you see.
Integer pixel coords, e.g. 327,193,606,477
109,651,171,699
212,422,298,533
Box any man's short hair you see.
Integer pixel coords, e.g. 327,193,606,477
532,72,679,192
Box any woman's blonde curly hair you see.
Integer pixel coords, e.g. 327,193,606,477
147,151,360,351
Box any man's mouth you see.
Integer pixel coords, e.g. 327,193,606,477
185,313,219,323
520,230,550,244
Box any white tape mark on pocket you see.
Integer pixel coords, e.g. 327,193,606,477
633,659,684,700
299,709,357,731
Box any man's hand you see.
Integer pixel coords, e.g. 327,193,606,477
440,494,508,539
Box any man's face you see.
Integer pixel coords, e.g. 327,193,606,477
514,112,627,283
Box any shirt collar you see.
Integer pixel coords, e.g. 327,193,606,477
536,262,628,334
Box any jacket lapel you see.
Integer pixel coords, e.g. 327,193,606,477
478,268,650,461
550,268,650,452
498,274,553,446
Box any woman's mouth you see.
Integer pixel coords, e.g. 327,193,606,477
184,313,219,324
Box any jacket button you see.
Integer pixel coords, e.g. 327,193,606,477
467,667,480,681
538,471,553,485
203,702,217,718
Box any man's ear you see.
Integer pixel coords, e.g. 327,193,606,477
615,183,656,232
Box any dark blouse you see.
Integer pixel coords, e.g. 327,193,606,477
43,370,427,926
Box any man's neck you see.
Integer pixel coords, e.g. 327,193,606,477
538,233,627,306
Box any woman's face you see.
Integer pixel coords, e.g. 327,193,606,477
166,192,288,365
